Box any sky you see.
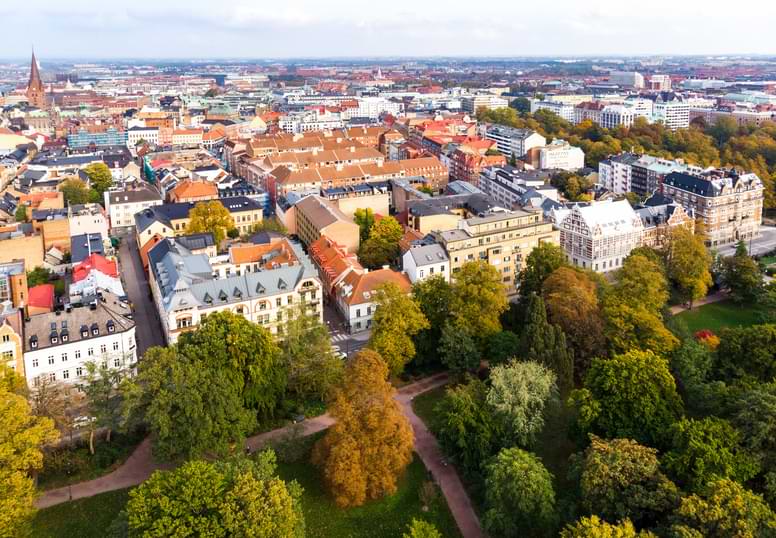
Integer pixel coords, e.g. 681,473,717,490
3,0,776,60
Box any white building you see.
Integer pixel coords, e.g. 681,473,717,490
68,204,110,240
653,95,690,130
554,200,644,273
333,268,412,333
147,236,323,344
479,166,558,209
354,97,404,119
402,244,450,284
126,127,160,147
624,97,654,119
597,153,642,194
608,71,645,89
461,94,509,114
483,125,546,158
600,105,636,129
105,183,163,231
23,294,137,388
649,75,672,91
530,99,576,122
538,140,585,171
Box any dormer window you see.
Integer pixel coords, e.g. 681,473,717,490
62,332,69,342
81,325,89,338
91,323,99,336
50,332,58,345
30,335,38,349
107,320,115,333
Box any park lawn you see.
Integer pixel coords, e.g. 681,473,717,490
31,488,130,538
674,299,765,333
277,455,461,538
412,385,447,429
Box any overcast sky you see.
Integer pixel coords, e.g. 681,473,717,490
4,0,776,60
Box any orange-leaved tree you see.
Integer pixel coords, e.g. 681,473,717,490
311,349,413,507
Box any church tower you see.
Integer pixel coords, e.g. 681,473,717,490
26,50,46,109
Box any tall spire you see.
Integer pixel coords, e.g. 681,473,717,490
26,48,46,109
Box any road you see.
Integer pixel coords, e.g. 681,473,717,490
716,225,776,257
323,302,370,357
117,232,165,356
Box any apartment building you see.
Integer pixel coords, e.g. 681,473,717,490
554,200,644,273
600,105,635,129
294,195,360,254
598,153,642,194
334,268,412,333
479,166,557,210
461,94,509,114
402,243,450,284
635,193,695,248
431,209,559,295
147,236,322,343
530,99,576,122
105,182,163,231
661,169,763,246
653,94,690,130
537,139,585,171
171,129,204,146
482,125,546,159
126,127,160,147
23,293,137,388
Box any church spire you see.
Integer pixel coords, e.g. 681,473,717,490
26,48,46,109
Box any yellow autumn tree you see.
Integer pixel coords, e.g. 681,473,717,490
0,384,60,536
312,349,414,507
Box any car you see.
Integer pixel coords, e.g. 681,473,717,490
335,351,348,360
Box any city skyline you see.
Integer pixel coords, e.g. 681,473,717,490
4,0,776,59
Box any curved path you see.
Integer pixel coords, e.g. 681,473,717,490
36,373,484,538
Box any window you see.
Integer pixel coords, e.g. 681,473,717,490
76,367,83,376
419,269,424,278
88,348,94,356
356,308,361,317
75,349,81,359
62,370,69,380
61,353,67,362
114,357,121,367
49,373,56,382
276,298,282,307
48,355,54,365
100,344,107,354
1,334,9,343
32,358,39,368
176,317,192,329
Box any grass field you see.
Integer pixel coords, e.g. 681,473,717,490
32,488,130,538
674,299,764,333
412,385,447,429
32,443,461,538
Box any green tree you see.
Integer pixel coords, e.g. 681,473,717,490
411,275,454,365
602,302,678,357
187,200,235,244
487,330,521,365
0,384,59,537
543,267,605,376
25,266,52,287
487,360,559,447
126,454,305,537
715,323,776,383
450,261,508,343
357,215,403,268
483,447,556,538
368,282,429,376
613,254,669,314
280,303,344,401
569,350,683,446
178,311,285,416
78,361,126,453
561,516,657,537
665,226,712,308
669,479,776,537
574,436,679,528
59,177,90,205
249,217,288,235
662,417,759,492
520,294,574,395
403,519,442,538
722,241,763,303
669,338,723,416
519,242,567,298
439,321,481,376
353,207,376,243
82,162,113,195
510,97,531,114
122,346,255,462
14,205,27,223
312,350,414,507
433,379,501,480
733,384,776,471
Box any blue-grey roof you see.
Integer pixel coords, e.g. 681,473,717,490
70,233,104,263
407,244,448,267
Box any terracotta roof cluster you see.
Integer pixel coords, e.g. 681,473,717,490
72,253,118,283
338,268,412,306
228,240,299,268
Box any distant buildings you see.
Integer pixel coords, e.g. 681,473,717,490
482,125,546,159
608,71,645,89
536,139,585,171
461,95,509,114
26,51,47,109
105,182,163,231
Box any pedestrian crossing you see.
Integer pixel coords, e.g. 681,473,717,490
330,333,349,343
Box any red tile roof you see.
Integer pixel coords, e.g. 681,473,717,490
72,253,118,283
28,284,55,310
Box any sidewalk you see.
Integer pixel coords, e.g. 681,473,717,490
668,291,728,315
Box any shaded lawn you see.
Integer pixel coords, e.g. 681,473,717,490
412,385,447,429
674,299,765,334
277,455,461,538
31,488,129,538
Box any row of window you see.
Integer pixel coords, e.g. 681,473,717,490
29,341,122,368
31,358,125,386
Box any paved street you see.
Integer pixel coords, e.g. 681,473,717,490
716,225,776,257
323,302,370,357
117,233,165,356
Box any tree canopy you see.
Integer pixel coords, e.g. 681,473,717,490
126,453,305,537
722,241,763,303
519,242,567,298
82,162,113,196
570,349,683,446
187,200,235,244
367,282,429,376
665,227,712,307
59,177,91,206
312,350,413,507
357,215,403,268
353,207,376,243
520,294,574,395
449,261,508,343
561,516,657,538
